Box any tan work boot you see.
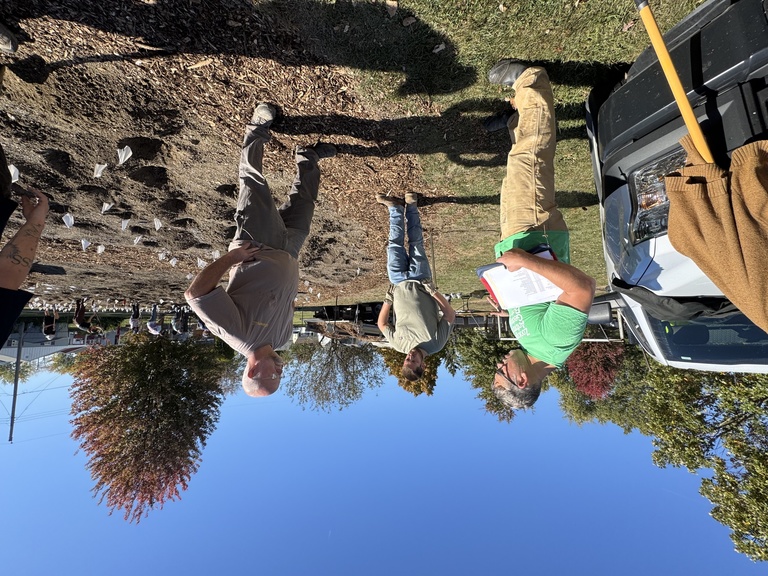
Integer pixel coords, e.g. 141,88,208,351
405,192,419,205
376,194,405,208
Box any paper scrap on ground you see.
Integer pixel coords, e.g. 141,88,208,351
94,164,108,178
62,213,74,228
133,235,143,245
101,202,113,214
170,257,178,267
197,258,207,268
8,164,19,183
211,250,220,260
158,252,167,261
97,245,106,254
186,273,194,280
81,239,91,251
433,43,445,53
121,219,130,231
154,218,162,231
117,146,133,165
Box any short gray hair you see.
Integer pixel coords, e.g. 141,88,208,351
492,379,542,409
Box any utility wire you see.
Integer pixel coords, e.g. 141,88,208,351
16,374,62,419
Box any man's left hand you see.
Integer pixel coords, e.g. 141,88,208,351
229,242,262,264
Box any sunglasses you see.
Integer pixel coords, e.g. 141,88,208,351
495,364,516,390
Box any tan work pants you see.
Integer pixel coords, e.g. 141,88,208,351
500,67,567,239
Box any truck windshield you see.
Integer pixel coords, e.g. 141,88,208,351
648,314,768,365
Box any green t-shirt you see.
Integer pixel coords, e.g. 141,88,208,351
494,230,587,368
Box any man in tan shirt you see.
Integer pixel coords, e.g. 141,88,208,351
186,103,335,397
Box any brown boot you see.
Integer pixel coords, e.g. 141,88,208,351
405,192,419,205
376,194,405,208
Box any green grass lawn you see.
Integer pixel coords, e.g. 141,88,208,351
271,0,704,303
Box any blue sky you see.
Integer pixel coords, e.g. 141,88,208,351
1,367,762,576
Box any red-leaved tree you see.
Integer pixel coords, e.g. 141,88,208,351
70,334,229,522
565,342,625,399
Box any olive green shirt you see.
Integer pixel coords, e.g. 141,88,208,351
383,281,453,355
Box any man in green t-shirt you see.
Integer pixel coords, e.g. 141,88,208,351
487,60,596,409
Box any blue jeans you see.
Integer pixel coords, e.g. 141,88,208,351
387,204,431,284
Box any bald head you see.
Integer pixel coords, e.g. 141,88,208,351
242,374,280,397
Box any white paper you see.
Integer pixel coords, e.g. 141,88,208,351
186,273,194,280
97,245,106,254
121,219,130,231
101,202,113,214
170,257,178,267
117,146,133,165
158,251,167,261
81,239,91,251
479,252,562,308
133,235,143,245
197,258,207,268
154,218,162,231
8,164,19,183
62,213,74,228
94,164,108,178
211,250,221,260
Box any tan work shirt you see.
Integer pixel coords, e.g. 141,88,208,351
186,242,298,356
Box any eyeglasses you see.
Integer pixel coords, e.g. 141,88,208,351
495,364,516,390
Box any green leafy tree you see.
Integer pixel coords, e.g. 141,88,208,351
449,329,519,423
554,350,768,562
70,334,233,523
282,340,385,412
0,361,36,384
48,352,79,375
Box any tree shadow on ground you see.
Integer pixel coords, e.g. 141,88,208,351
273,97,607,168
3,0,475,95
420,189,597,208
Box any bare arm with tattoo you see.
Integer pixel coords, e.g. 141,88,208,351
0,188,49,291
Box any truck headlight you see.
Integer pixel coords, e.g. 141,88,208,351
629,147,687,243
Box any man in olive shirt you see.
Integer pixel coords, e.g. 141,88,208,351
487,61,596,409
376,193,455,381
185,103,335,397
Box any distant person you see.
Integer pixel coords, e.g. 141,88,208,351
185,102,336,397
73,298,102,334
486,60,596,410
375,193,455,381
0,142,50,347
146,303,163,335
171,306,190,335
42,307,59,340
129,302,141,333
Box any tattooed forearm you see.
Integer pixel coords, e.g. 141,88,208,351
2,242,33,267
0,220,44,290
22,223,44,238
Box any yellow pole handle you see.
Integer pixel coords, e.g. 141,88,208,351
636,1,714,164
